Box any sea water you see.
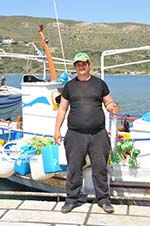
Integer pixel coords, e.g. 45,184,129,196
105,75,150,115
1,74,150,191
5,74,150,115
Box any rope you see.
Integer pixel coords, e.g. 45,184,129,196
24,45,33,74
53,0,67,72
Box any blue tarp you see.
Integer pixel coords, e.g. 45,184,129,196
141,112,150,122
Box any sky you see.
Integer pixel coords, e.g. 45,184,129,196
0,0,150,24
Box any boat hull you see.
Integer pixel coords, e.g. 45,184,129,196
7,166,150,200
0,86,21,119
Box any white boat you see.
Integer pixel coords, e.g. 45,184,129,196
0,74,22,120
0,26,150,200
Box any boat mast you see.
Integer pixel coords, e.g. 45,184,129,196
38,25,57,81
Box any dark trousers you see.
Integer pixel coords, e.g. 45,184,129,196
64,128,111,205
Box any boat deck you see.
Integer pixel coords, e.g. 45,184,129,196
0,195,149,226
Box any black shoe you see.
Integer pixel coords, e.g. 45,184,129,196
61,202,78,213
99,202,114,214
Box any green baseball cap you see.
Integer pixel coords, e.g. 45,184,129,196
73,52,90,65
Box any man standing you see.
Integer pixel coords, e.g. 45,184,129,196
54,52,120,214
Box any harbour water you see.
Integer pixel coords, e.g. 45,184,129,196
1,74,150,191
5,73,150,114
105,74,150,114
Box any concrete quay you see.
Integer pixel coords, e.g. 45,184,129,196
0,198,150,226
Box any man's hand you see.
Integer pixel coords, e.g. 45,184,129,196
106,102,120,114
54,130,62,145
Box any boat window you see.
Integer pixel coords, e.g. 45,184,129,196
23,75,45,83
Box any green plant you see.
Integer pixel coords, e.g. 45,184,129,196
111,139,141,168
26,136,54,155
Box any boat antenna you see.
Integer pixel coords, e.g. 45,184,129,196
53,0,67,71
38,25,57,81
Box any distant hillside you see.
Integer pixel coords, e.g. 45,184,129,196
0,16,150,74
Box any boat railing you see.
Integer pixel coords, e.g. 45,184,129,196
101,45,150,80
0,46,74,80
0,125,54,140
100,45,150,150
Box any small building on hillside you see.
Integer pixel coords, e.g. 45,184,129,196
2,39,14,45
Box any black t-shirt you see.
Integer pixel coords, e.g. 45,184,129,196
62,76,110,134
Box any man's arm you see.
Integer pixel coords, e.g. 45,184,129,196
103,94,120,114
54,96,69,144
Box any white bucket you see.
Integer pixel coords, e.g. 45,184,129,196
30,154,54,181
0,153,15,178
